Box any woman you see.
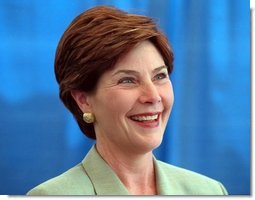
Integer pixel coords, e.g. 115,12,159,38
27,5,228,195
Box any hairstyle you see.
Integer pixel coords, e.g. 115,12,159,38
54,5,174,139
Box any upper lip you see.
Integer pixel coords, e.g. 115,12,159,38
128,112,161,118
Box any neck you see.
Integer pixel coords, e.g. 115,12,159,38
95,140,157,195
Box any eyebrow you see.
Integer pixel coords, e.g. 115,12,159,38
113,65,168,76
152,65,168,73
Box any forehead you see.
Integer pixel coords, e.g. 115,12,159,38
112,40,165,72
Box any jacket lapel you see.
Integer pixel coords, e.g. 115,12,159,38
154,158,184,195
81,145,179,195
81,145,130,195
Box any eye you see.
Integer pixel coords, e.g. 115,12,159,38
153,73,168,81
118,77,136,84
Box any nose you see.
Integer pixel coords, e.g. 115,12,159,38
139,81,162,104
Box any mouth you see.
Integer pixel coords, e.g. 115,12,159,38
128,112,161,128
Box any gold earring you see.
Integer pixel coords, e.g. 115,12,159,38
83,113,95,123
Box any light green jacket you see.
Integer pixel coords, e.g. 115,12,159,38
27,145,228,195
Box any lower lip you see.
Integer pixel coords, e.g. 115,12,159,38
129,116,160,128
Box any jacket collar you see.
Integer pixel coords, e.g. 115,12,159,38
81,145,172,195
81,145,130,195
154,158,177,195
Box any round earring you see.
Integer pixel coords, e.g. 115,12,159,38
83,113,95,123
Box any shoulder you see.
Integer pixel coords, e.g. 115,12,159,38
27,163,95,195
156,160,228,195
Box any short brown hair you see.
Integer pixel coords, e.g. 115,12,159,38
54,5,174,139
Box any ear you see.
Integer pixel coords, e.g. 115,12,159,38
71,90,93,113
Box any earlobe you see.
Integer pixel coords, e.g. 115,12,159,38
70,90,92,113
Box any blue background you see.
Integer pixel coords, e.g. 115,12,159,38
0,0,250,195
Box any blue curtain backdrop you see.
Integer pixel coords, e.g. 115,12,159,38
0,0,250,195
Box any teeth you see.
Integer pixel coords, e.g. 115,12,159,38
131,114,158,121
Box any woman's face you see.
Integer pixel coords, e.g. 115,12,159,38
87,40,174,154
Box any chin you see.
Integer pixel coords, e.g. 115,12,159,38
135,135,163,154
149,137,163,150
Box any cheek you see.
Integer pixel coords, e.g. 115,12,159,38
160,82,174,110
98,90,136,117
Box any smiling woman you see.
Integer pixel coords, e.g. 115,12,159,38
74,40,174,157
27,5,228,195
